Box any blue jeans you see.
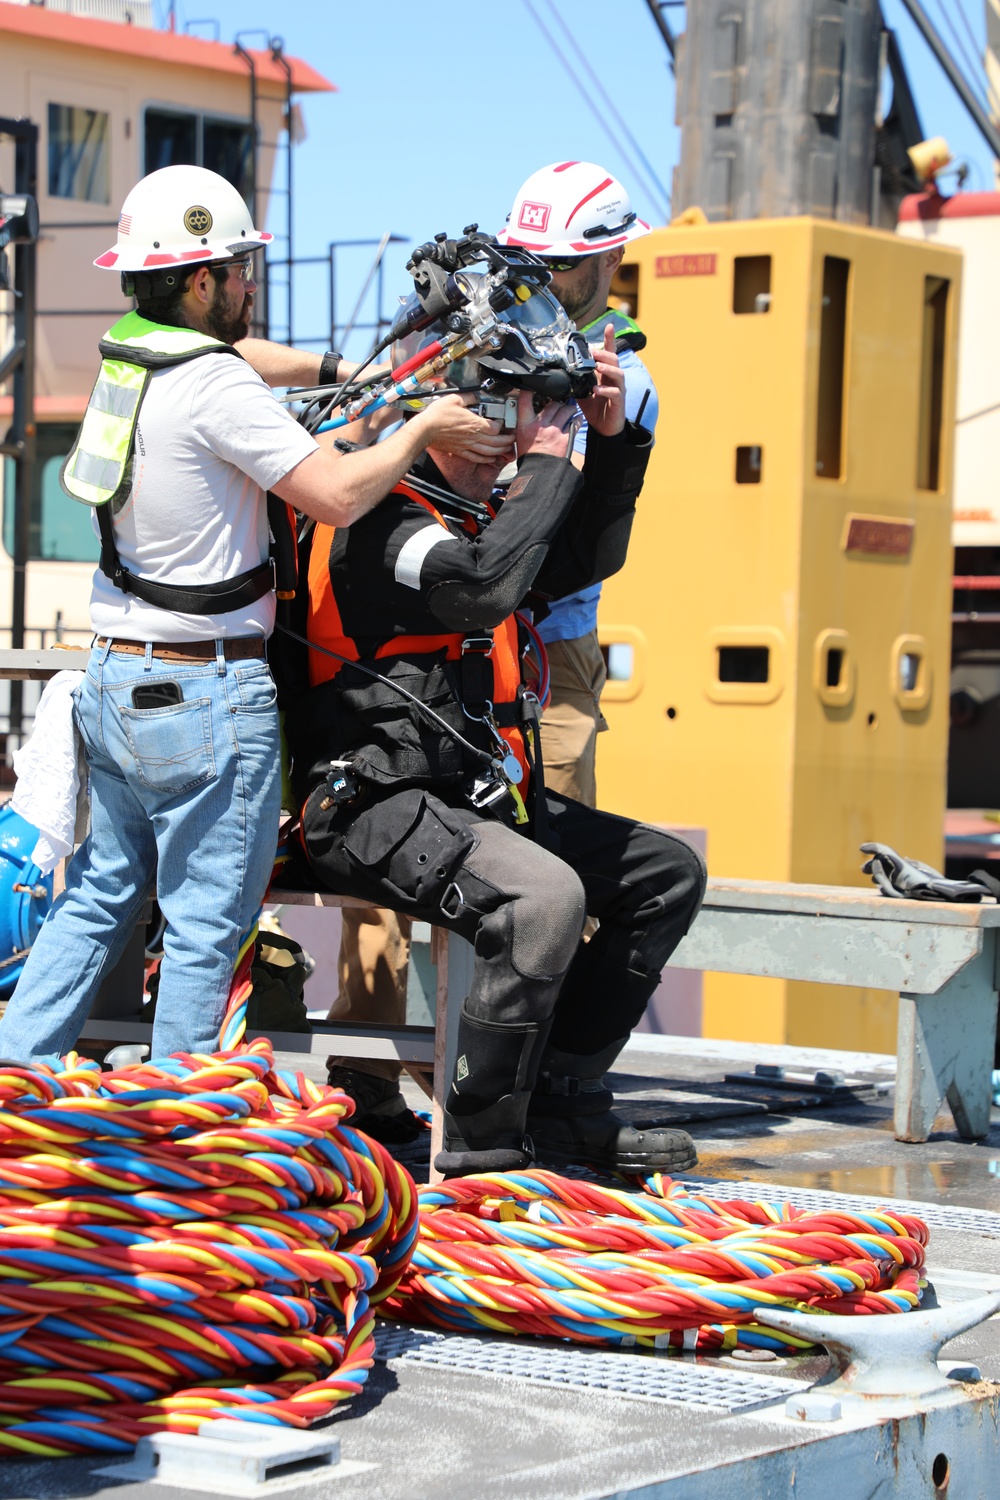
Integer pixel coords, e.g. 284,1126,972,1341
0,639,281,1062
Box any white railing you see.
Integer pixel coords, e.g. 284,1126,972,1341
6,0,154,25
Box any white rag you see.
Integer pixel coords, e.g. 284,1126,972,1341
10,670,88,874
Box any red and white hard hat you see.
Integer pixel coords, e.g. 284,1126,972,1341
498,162,650,256
94,165,272,273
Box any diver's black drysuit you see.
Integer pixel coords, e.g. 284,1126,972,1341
279,420,706,1173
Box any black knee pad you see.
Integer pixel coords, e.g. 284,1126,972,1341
462,825,585,982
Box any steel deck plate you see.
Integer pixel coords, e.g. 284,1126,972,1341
678,1176,1000,1237
374,1325,805,1413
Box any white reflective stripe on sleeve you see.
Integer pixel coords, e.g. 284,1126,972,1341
394,524,457,590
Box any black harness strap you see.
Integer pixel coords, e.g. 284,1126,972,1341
459,636,496,721
96,505,273,613
91,338,280,616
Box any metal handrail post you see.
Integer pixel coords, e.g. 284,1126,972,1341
232,39,259,224
1,117,40,746
271,40,293,346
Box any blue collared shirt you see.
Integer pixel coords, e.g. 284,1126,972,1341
536,346,659,644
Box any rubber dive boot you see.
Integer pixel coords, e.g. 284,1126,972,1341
434,1005,539,1178
527,1040,698,1174
326,1065,424,1145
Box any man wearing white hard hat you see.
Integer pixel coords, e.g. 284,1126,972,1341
0,165,493,1065
499,162,658,807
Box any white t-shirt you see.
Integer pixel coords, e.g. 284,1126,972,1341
89,351,317,643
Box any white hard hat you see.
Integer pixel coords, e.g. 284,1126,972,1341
498,162,650,256
94,164,272,273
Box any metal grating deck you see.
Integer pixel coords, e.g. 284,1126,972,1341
676,1177,1000,1237
374,1326,805,1414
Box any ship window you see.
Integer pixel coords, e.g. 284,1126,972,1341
47,104,109,203
733,256,771,314
2,425,101,564
144,109,253,201
609,261,640,320
203,118,254,206
718,645,770,683
917,276,949,492
735,445,763,483
145,109,197,174
606,643,634,681
815,255,850,479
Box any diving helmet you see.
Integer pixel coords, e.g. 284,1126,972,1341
391,271,597,406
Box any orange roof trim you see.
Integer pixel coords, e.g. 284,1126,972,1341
0,396,89,420
0,1,335,93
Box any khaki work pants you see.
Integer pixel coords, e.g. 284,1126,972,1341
327,907,411,1082
538,629,609,809
329,630,609,1082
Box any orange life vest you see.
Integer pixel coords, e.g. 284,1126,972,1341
305,481,532,792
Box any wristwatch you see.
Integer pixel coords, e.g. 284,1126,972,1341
318,349,344,386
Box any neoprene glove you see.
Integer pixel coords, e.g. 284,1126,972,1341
860,842,1000,902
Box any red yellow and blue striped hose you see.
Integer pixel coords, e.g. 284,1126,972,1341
217,917,261,1052
384,1170,927,1354
0,1040,418,1457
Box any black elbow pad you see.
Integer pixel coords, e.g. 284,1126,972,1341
428,545,548,631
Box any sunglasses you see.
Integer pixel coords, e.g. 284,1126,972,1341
540,255,587,274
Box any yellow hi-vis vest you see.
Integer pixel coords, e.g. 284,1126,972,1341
580,307,646,355
60,311,239,509
60,311,282,616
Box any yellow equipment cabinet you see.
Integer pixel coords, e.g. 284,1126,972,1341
598,218,961,1052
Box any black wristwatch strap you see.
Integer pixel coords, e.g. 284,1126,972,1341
319,349,343,386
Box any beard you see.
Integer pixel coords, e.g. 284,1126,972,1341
206,280,253,345
552,256,602,324
429,448,514,503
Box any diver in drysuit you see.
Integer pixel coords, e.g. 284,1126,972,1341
279,270,706,1178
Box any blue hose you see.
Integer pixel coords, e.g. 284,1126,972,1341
0,806,52,997
317,394,389,434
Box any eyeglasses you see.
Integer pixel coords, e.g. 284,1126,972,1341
209,257,254,281
540,255,587,274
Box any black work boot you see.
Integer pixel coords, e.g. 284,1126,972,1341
527,1040,698,1174
326,1065,424,1145
434,1006,539,1178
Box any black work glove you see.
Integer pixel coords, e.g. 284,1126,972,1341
860,842,1000,902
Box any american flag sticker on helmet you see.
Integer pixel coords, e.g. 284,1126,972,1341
118,214,132,236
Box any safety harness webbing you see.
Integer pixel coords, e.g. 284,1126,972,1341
63,312,275,616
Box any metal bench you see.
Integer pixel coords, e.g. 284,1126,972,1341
81,879,1000,1155
669,879,1000,1143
